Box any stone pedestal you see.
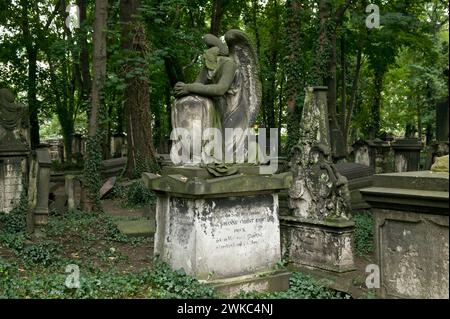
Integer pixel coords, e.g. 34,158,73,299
392,138,422,172
143,170,292,294
361,171,449,299
65,175,77,211
281,217,355,273
0,150,29,213
33,147,51,227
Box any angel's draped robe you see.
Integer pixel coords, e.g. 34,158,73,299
172,61,250,164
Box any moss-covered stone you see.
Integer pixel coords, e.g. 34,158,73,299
431,155,449,173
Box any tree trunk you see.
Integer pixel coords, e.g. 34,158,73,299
88,0,107,137
316,0,352,160
27,47,40,149
249,0,265,126
21,0,40,148
264,0,281,130
83,0,108,212
344,46,362,138
120,0,157,178
210,0,223,36
370,70,383,139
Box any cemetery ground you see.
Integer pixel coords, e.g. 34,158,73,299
0,178,375,299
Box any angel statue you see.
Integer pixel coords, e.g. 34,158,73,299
171,29,262,170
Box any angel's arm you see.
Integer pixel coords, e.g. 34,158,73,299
186,60,237,97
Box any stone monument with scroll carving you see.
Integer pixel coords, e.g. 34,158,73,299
282,86,355,273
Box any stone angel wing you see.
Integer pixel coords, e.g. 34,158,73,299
224,29,262,127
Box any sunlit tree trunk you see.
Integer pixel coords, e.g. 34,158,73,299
120,0,157,178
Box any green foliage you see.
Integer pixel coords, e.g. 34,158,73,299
238,272,351,299
0,192,28,253
111,180,156,208
51,160,84,172
125,181,156,207
83,135,104,209
45,209,130,244
132,154,161,179
0,232,26,253
146,259,216,299
0,256,11,278
20,241,62,267
2,206,351,299
353,211,375,257
0,192,28,234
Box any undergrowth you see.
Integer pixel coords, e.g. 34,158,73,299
353,210,375,256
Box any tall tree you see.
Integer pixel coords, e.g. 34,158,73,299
284,0,305,154
18,0,59,149
83,0,108,212
315,0,352,160
120,0,158,177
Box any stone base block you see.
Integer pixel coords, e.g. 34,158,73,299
281,216,355,273
155,193,281,280
143,171,292,287
361,171,449,298
210,270,291,297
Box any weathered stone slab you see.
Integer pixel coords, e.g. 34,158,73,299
0,156,27,213
211,270,290,296
34,147,51,227
361,171,449,299
100,176,117,199
115,219,155,238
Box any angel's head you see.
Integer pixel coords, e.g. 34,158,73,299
202,34,229,70
203,47,220,70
